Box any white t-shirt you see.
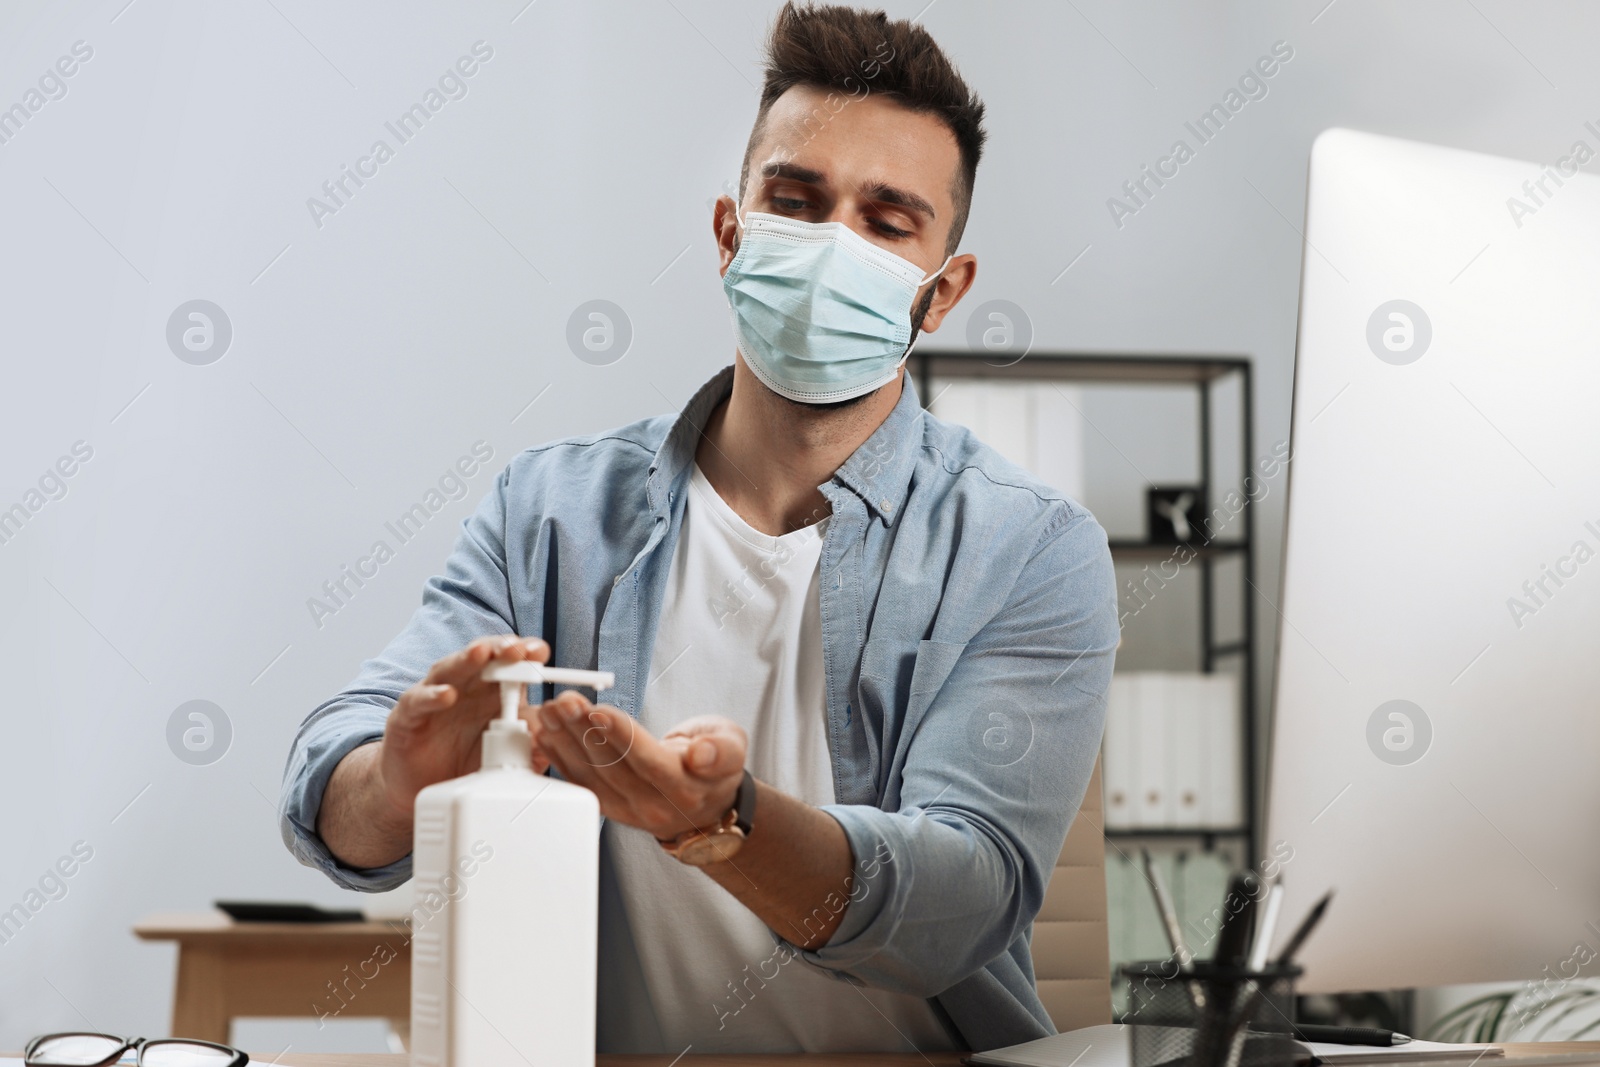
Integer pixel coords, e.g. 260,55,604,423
597,462,955,1053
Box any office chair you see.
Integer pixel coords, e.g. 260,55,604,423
1030,757,1113,1031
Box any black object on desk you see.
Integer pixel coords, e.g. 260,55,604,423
1290,1025,1411,1047
1125,959,1306,1067
1274,891,1333,967
215,900,365,923
1215,871,1261,966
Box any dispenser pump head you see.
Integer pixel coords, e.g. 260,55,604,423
477,661,616,769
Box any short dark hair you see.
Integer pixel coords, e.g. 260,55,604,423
740,2,987,255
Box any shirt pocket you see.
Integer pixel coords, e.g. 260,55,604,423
859,637,912,692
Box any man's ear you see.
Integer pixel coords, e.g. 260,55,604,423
713,195,741,278
916,253,978,335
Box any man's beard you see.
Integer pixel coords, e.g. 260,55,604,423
777,284,937,413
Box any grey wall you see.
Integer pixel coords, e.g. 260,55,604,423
1,0,1593,1052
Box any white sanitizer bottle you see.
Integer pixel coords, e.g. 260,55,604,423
409,660,611,1067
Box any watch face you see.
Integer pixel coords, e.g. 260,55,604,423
677,828,746,867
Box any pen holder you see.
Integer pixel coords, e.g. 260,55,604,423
1123,960,1305,1067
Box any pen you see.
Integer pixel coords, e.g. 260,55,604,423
1208,870,1262,1067
1291,1024,1412,1047
1215,870,1260,967
1227,889,1338,1067
1247,883,1284,971
1141,850,1206,1013
1274,890,1333,966
1142,849,1194,967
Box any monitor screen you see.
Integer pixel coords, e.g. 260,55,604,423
1266,127,1600,992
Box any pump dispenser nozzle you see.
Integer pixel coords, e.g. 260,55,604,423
477,661,616,769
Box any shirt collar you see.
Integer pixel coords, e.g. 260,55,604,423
829,368,924,527
647,364,925,527
646,365,734,517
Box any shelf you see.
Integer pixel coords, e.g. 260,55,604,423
910,347,1260,872
1107,539,1248,560
917,350,1250,384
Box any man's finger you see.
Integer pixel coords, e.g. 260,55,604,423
534,709,639,808
410,683,458,710
423,635,506,683
592,707,743,819
577,702,690,784
537,699,717,834
660,716,747,779
662,714,747,742
391,683,458,729
675,732,744,778
539,695,645,773
426,634,549,686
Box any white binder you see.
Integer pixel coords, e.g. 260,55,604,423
1103,674,1137,829
1133,674,1170,826
1100,670,1243,831
1201,674,1243,827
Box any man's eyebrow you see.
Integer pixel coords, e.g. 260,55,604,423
760,161,825,185
759,162,937,222
860,181,937,222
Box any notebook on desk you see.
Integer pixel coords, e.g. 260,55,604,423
966,1024,1506,1067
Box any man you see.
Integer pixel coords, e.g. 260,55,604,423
281,2,1118,1054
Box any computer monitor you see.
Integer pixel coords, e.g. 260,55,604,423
1265,127,1600,993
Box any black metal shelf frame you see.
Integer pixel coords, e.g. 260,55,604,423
911,350,1258,864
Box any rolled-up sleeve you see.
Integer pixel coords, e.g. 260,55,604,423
279,467,521,891
808,505,1119,997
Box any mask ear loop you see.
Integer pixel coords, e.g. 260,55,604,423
916,254,955,288
896,254,957,369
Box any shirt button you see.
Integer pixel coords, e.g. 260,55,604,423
880,498,893,511
613,574,623,588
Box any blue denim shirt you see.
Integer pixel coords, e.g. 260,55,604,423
280,365,1118,1051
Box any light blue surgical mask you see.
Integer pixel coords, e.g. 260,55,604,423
723,210,952,404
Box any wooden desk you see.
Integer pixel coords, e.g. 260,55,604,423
133,912,412,1046
110,924,1600,1067
219,1044,1600,1066
4,1044,1598,1066
238,1058,961,1066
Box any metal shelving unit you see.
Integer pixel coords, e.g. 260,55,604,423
912,350,1258,862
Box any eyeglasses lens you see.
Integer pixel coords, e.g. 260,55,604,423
138,1043,237,1067
27,1034,125,1066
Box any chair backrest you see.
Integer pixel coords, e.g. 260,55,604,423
1030,756,1112,1032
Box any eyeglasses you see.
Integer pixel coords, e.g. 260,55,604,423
24,1033,248,1066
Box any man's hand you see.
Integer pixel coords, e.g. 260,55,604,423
532,691,747,840
376,634,555,814
534,692,858,950
317,634,551,869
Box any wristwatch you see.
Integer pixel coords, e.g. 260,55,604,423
658,769,757,867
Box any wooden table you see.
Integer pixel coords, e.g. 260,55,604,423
133,912,412,1046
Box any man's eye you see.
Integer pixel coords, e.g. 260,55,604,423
870,218,911,239
772,197,811,212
